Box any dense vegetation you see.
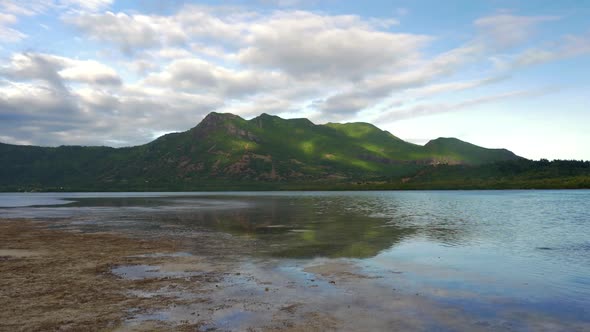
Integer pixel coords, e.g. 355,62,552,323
371,159,590,190
0,112,587,191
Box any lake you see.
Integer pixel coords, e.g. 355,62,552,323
1,190,589,331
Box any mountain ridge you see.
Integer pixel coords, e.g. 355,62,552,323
0,112,513,153
0,111,543,191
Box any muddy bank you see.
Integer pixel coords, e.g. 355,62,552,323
0,219,209,331
0,219,339,331
2,218,589,332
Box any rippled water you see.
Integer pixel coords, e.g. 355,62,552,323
1,190,589,328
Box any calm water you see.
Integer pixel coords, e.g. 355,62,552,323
1,190,589,328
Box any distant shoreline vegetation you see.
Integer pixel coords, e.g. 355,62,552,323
2,159,588,193
1,113,588,192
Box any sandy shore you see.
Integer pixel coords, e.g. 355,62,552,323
3,218,588,332
0,219,206,331
0,219,339,331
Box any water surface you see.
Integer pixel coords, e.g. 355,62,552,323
1,190,588,330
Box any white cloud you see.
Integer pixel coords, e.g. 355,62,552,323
313,12,568,118
0,1,54,16
1,0,111,15
2,53,121,86
511,33,590,67
0,13,18,25
58,0,112,12
143,58,289,98
0,13,27,43
0,4,586,148
152,47,194,59
0,80,80,126
219,96,294,118
375,88,556,123
67,8,417,82
0,72,222,147
58,60,121,85
237,11,414,80
316,43,487,116
405,76,504,98
125,59,160,75
258,0,314,7
487,33,590,73
475,14,560,48
176,5,252,43
0,0,112,43
64,12,188,54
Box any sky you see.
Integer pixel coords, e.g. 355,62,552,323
0,0,589,160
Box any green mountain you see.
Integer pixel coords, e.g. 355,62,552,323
2,112,586,191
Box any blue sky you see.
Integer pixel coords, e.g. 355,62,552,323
0,0,589,159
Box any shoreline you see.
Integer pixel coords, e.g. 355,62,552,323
0,219,339,331
2,186,590,193
0,219,209,331
2,215,589,331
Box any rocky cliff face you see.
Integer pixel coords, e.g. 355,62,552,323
192,112,260,143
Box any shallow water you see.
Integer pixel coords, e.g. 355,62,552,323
1,190,589,330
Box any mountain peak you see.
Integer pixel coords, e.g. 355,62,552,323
0,111,532,190
425,137,468,146
195,112,244,129
257,112,275,118
424,137,520,164
251,113,280,122
325,121,402,141
201,112,242,124
189,112,248,140
250,113,315,128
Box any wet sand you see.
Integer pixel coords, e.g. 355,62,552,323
2,218,589,332
0,219,336,331
0,219,200,331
